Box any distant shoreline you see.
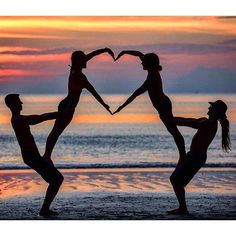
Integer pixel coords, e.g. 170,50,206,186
1,93,236,96
1,164,236,170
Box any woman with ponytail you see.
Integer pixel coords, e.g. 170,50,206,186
168,100,230,215
218,111,231,152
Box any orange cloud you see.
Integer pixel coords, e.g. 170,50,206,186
0,32,68,39
0,69,62,77
0,16,235,36
0,46,37,52
0,53,68,63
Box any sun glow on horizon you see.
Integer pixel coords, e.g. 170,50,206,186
0,17,236,37
0,16,236,93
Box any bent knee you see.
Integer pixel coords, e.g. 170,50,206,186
50,172,64,185
170,174,185,188
170,174,175,185
57,172,64,184
170,173,180,186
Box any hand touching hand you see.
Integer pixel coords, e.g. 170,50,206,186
112,106,123,115
104,104,113,115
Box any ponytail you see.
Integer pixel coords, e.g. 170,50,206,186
219,115,231,152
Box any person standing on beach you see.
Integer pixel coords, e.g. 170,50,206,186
5,93,67,217
43,48,114,160
168,100,231,215
113,51,186,164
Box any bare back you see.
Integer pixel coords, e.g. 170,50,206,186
190,118,218,152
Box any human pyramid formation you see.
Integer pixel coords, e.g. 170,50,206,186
5,48,231,217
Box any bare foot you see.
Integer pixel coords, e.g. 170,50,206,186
167,208,189,215
39,209,59,217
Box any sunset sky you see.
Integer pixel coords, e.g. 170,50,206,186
0,16,236,94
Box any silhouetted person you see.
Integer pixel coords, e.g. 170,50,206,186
168,100,231,215
5,94,66,217
43,48,114,160
113,51,186,164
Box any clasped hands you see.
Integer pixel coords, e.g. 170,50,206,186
105,104,123,116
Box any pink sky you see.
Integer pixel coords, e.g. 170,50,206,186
0,16,236,93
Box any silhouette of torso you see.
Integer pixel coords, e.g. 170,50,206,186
11,115,38,152
146,72,168,109
190,118,218,152
67,69,89,104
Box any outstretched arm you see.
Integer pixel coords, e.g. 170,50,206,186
113,80,148,114
116,50,144,61
23,111,69,125
85,79,112,115
175,117,208,129
86,48,115,61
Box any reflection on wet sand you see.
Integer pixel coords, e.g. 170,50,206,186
0,168,235,199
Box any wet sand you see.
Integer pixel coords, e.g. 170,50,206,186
0,169,235,220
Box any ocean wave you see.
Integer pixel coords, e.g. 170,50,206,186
0,162,236,170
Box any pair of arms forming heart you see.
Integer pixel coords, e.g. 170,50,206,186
104,48,144,62
101,49,145,115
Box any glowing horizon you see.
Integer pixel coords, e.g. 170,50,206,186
0,16,236,94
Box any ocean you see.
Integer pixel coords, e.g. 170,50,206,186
0,93,235,170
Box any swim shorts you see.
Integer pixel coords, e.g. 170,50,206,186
21,150,63,184
155,95,172,115
170,151,207,187
58,96,78,111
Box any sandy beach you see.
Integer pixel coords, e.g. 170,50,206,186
0,168,235,220
1,192,236,220
1,94,236,221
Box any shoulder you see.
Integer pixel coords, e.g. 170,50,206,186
198,117,212,128
198,117,208,122
12,115,25,125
